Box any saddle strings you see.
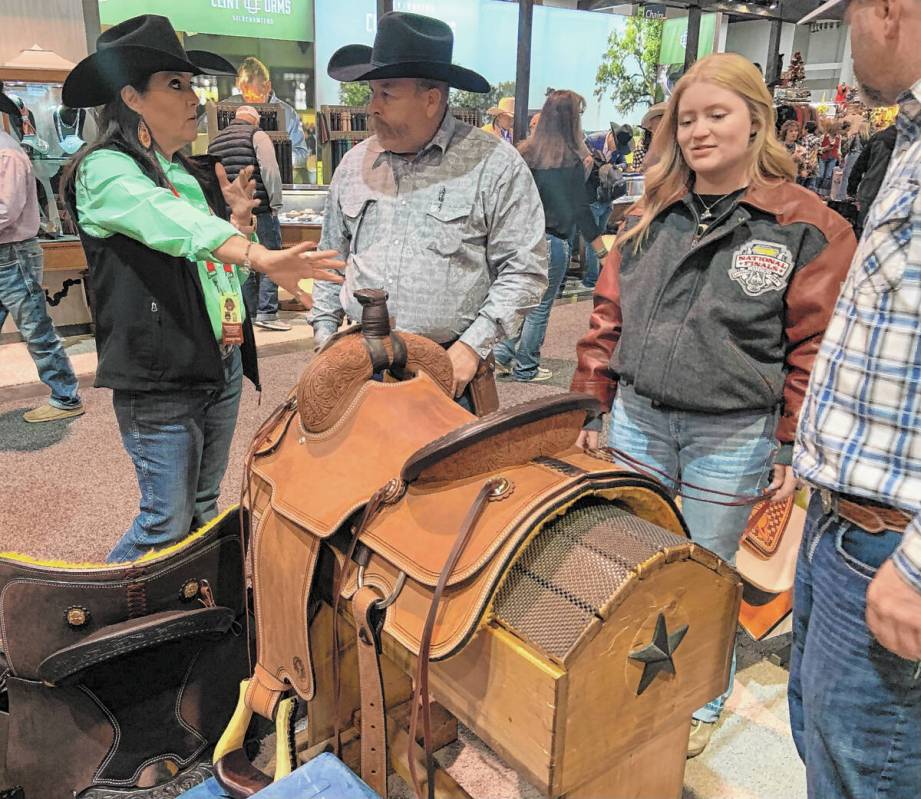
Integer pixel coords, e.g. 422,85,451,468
408,478,500,799
590,446,775,529
592,446,776,504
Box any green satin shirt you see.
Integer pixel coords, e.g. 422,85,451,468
75,148,248,342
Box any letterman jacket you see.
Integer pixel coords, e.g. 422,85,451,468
571,181,856,458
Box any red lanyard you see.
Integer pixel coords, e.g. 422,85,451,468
166,180,239,290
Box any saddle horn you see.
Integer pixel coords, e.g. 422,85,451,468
354,288,392,338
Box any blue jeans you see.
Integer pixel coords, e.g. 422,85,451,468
581,200,612,289
0,238,80,409
610,386,778,721
493,233,569,380
789,493,921,798
242,213,283,322
107,348,244,562
798,175,819,192
816,158,837,195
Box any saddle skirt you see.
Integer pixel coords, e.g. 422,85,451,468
0,508,249,799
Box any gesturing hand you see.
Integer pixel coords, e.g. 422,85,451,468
216,162,259,227
255,241,346,310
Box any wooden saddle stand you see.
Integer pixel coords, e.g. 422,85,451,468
214,290,742,799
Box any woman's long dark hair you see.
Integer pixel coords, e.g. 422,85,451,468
517,90,589,170
60,76,201,221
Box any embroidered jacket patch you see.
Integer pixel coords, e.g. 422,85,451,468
728,240,794,296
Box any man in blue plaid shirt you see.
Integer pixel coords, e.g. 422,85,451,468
791,0,921,795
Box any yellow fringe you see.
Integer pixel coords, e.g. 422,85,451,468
0,506,239,571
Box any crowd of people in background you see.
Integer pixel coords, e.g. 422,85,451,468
778,109,895,236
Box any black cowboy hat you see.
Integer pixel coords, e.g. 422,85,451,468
62,15,235,108
328,12,490,94
0,91,22,121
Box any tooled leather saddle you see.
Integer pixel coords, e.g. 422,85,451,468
215,290,687,798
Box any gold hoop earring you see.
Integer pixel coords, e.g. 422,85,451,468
137,118,152,149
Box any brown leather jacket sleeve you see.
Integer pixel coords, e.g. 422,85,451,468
778,220,857,442
570,248,623,411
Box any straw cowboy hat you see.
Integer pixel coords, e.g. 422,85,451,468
63,15,235,108
640,102,668,131
328,12,490,94
487,97,515,118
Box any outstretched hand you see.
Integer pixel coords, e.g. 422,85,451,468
216,162,259,226
255,241,346,310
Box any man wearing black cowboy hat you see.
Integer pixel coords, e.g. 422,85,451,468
310,12,547,405
0,90,84,423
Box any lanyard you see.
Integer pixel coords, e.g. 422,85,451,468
166,180,240,292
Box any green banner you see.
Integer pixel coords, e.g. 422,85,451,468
659,14,718,65
98,0,314,42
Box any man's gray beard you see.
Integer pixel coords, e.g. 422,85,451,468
856,77,893,108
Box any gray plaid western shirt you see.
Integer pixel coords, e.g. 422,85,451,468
310,111,548,357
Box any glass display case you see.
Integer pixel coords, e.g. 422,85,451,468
279,184,328,246
0,64,95,273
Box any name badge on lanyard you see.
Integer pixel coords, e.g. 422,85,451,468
208,262,244,346
168,179,244,347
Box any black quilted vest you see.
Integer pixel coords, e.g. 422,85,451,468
208,120,272,215
76,153,260,393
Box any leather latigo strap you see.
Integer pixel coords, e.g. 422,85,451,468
466,354,499,416
332,485,394,762
408,479,499,799
353,586,388,797
836,496,911,534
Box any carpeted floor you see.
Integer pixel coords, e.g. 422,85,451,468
0,298,805,798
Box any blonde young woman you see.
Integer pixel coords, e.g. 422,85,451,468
571,53,856,755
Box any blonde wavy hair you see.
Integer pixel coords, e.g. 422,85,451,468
619,53,796,252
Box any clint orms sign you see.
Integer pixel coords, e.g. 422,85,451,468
640,4,667,18
97,0,315,42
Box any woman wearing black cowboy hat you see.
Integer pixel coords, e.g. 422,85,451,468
59,15,345,562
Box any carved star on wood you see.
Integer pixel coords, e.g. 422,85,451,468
628,613,689,696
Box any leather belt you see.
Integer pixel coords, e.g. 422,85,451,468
819,489,911,534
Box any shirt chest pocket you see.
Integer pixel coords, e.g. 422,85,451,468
342,197,378,256
855,182,919,295
424,199,477,258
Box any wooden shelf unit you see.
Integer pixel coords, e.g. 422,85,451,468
319,105,484,180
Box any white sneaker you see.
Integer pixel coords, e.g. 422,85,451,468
254,319,292,332
517,367,553,383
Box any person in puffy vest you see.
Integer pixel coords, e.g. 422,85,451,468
209,106,290,331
